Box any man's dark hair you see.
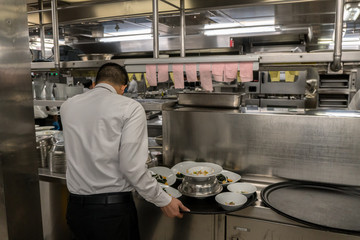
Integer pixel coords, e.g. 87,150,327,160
95,63,129,86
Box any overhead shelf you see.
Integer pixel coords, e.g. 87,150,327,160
30,52,360,71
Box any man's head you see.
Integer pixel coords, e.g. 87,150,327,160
95,63,129,95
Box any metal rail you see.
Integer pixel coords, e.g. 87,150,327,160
51,0,60,72
331,0,344,72
152,0,159,58
180,0,186,57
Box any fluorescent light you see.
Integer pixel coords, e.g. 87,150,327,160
99,34,153,43
204,26,276,36
104,29,152,37
204,18,275,29
239,18,275,27
204,23,242,30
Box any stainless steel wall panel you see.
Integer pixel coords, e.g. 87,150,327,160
0,0,43,239
163,108,360,186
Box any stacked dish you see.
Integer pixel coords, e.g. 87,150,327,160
176,162,223,198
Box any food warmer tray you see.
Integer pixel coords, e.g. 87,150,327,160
261,181,360,234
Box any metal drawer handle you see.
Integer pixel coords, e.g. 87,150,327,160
234,226,250,232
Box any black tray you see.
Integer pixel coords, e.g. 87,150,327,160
261,181,360,234
179,192,257,215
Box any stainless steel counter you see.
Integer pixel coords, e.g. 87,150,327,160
38,170,360,240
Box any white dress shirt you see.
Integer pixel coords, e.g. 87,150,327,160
60,83,171,207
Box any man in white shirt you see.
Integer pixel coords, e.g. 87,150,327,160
61,63,189,240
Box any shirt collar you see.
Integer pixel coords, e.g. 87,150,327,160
94,83,117,94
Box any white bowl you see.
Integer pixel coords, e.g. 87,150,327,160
227,182,257,197
149,166,176,186
217,170,241,186
171,161,195,179
162,186,182,198
182,162,223,181
215,192,247,211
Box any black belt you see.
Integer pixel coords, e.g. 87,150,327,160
69,192,133,205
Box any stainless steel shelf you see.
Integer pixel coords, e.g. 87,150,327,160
31,59,125,70
259,51,360,64
33,98,176,110
30,52,360,71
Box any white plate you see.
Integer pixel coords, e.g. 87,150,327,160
149,166,176,186
35,126,55,131
227,182,257,197
217,170,241,186
181,162,223,181
171,161,195,179
162,186,182,198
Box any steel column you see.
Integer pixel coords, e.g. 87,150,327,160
180,0,186,57
0,0,43,239
331,0,344,72
51,0,60,71
39,0,46,59
152,0,159,58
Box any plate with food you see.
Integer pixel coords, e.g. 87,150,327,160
216,170,241,186
149,166,176,186
162,186,182,198
171,161,195,180
182,162,223,181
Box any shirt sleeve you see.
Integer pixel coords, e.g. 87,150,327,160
118,102,172,207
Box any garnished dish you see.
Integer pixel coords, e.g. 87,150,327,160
149,166,176,186
225,201,235,206
216,170,241,185
153,173,168,185
217,174,233,184
181,162,223,181
190,169,210,176
176,172,185,178
171,161,195,180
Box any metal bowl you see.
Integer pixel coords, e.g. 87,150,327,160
178,176,223,198
78,54,114,61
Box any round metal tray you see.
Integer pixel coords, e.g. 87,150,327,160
261,181,360,234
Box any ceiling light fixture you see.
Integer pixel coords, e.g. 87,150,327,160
103,29,152,37
204,26,277,36
99,34,153,43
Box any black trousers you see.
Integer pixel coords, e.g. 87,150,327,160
66,192,140,240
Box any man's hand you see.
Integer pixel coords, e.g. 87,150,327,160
161,198,190,218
